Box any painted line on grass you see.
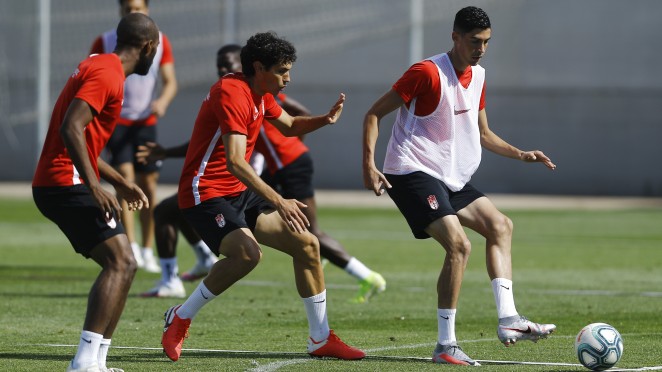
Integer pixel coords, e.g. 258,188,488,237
28,340,662,371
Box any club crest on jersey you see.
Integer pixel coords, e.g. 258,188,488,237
215,214,226,228
427,195,439,210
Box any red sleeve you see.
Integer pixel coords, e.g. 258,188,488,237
89,36,104,55
392,61,437,104
75,59,115,114
264,94,283,120
216,84,251,136
479,81,486,111
160,33,174,66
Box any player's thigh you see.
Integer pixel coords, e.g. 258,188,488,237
457,196,510,238
218,227,262,262
89,233,134,268
253,210,318,259
425,214,469,250
154,194,181,224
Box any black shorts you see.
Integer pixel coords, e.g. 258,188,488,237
385,172,485,239
106,124,161,173
266,152,315,200
32,185,126,257
180,189,273,255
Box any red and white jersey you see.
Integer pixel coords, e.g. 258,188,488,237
178,73,283,209
90,30,174,125
385,53,486,191
254,93,309,175
33,54,125,187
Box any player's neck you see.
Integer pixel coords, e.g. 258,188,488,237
447,49,469,73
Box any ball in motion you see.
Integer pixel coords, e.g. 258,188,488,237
575,323,623,371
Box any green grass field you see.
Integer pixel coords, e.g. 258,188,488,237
1,197,661,371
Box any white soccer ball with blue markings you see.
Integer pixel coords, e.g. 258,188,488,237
575,323,623,371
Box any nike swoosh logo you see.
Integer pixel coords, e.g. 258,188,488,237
440,315,449,320
503,326,532,334
454,109,470,115
82,338,92,344
313,299,326,304
309,336,326,345
200,288,209,300
500,285,510,290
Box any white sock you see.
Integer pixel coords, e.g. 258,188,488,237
160,257,179,282
142,247,155,260
344,257,372,281
130,242,143,264
302,290,330,343
193,240,216,264
177,281,217,320
491,278,518,319
437,309,457,345
71,330,103,368
97,338,111,369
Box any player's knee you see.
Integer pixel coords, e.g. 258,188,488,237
448,236,472,259
491,215,513,239
235,244,262,270
297,234,321,264
111,252,138,280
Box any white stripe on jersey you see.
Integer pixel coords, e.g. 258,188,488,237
192,128,222,205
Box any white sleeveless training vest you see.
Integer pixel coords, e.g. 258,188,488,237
101,30,165,121
383,53,485,192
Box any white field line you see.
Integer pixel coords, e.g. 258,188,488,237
29,337,662,371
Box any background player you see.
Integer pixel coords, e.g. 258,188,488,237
136,141,217,298
256,84,387,304
161,32,364,362
32,13,157,372
362,6,556,365
90,0,178,273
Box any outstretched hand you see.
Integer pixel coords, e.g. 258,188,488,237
136,142,166,164
521,150,556,170
324,93,346,125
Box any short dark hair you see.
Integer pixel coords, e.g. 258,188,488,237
116,12,158,48
240,32,297,77
217,44,242,59
118,0,149,6
453,6,491,34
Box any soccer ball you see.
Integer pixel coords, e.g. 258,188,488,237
575,323,623,371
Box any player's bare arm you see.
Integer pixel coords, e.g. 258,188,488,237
223,132,309,233
362,89,403,195
59,98,125,219
478,109,557,170
151,62,177,117
268,93,345,137
136,141,189,164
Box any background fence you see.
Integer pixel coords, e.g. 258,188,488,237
1,0,661,196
